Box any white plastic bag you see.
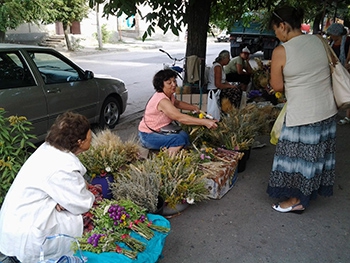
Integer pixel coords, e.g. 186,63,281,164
207,89,221,120
240,91,247,109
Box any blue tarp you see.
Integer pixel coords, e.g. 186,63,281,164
78,214,171,263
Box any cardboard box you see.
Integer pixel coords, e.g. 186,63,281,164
176,94,207,111
200,149,242,199
204,166,238,199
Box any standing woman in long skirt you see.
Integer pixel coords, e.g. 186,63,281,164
266,5,337,213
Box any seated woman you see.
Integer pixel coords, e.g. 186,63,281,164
138,69,218,155
224,46,253,91
0,112,95,263
207,50,242,112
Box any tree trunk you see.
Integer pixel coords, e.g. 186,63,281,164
185,0,212,86
96,3,103,49
0,31,5,43
63,23,73,51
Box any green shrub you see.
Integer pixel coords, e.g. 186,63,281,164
0,108,36,207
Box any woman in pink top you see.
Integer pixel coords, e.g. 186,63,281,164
139,69,218,155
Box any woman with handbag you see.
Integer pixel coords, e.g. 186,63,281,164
0,112,95,263
138,69,218,156
266,5,338,213
326,23,350,125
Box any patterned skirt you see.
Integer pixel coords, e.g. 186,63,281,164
266,115,336,207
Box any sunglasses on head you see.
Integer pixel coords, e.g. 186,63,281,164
273,11,285,22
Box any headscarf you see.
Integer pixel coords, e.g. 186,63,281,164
327,23,347,65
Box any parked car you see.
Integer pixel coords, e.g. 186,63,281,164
0,44,128,143
216,31,230,42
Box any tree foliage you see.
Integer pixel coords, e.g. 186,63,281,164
42,0,89,51
0,0,52,41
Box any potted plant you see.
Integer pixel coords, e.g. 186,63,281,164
78,129,141,198
0,108,36,207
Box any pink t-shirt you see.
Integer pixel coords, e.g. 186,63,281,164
138,92,175,133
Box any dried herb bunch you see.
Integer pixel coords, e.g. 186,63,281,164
78,129,140,178
204,104,266,150
109,163,161,213
143,149,209,208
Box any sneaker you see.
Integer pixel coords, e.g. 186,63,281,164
338,117,350,125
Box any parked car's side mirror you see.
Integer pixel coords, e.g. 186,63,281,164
84,70,94,79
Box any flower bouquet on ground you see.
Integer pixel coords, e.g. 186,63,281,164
109,163,161,214
78,129,140,180
141,149,210,209
74,199,170,260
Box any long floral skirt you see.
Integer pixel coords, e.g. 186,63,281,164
266,115,336,207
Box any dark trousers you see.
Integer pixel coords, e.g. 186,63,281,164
226,72,251,85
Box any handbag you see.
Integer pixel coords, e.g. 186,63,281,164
270,103,287,145
159,122,182,134
39,234,87,263
207,89,221,120
318,35,350,110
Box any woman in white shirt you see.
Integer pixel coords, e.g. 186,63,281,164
0,112,95,263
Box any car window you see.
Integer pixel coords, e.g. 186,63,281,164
29,52,82,84
0,52,36,89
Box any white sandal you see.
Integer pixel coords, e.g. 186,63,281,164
338,117,350,125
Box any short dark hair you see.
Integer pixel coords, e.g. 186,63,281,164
153,69,177,92
46,111,90,153
270,5,304,30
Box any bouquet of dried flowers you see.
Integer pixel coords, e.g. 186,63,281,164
78,129,140,179
109,163,161,213
74,199,170,259
141,149,209,208
252,57,271,90
199,104,266,150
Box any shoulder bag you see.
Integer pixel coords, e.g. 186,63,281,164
317,35,350,110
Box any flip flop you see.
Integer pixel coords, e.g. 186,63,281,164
272,203,305,214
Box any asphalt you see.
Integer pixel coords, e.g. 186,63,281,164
113,111,350,263
64,40,350,263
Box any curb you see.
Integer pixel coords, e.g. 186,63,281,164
58,43,162,57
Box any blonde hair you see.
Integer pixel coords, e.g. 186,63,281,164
214,50,230,64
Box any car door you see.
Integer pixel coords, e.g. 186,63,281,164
0,50,49,141
27,50,99,127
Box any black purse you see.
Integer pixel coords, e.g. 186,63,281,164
159,122,182,134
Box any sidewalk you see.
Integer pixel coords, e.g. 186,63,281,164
58,38,163,58
113,113,350,263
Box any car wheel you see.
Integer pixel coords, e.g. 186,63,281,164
99,97,120,129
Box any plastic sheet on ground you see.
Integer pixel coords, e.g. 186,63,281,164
78,214,171,263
